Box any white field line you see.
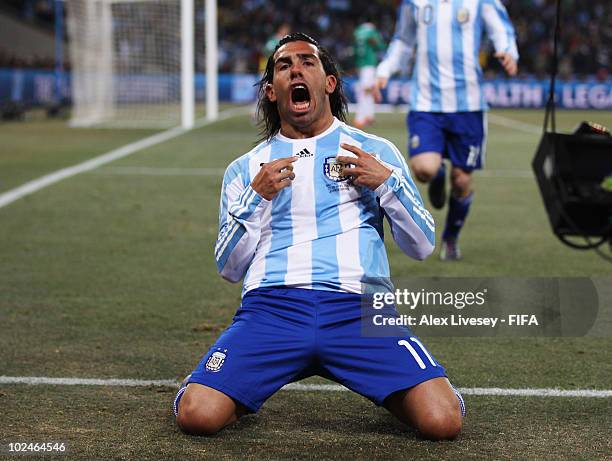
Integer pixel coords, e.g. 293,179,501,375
353,103,543,134
487,113,542,135
92,166,534,179
0,106,252,210
478,169,533,178
353,103,542,136
0,376,610,398
94,166,226,176
0,376,178,387
93,166,226,176
349,103,409,113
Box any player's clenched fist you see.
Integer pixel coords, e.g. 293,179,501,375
251,156,298,200
494,52,518,76
373,76,388,103
337,143,392,190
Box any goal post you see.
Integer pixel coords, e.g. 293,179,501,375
65,0,218,129
204,0,218,121
181,0,194,129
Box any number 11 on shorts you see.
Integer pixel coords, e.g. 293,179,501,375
398,338,438,369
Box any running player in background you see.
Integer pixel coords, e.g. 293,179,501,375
353,19,385,129
174,33,465,440
376,0,518,260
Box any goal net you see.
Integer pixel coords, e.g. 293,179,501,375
66,0,204,128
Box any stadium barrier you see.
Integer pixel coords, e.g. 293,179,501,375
1,69,611,110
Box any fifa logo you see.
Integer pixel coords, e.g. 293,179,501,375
324,157,349,182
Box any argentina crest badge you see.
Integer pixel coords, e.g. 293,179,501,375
324,157,349,182
205,350,227,372
456,7,470,24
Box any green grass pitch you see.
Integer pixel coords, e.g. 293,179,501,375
0,108,611,459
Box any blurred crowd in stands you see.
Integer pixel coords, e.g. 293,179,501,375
0,49,57,70
1,0,610,81
5,0,54,23
508,0,610,81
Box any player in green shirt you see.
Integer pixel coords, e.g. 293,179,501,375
353,21,385,129
259,23,291,73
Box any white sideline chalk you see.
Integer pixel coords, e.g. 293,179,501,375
487,113,542,135
93,166,227,176
0,106,251,210
92,166,534,179
1,376,610,398
348,104,542,136
0,376,178,387
1,106,538,210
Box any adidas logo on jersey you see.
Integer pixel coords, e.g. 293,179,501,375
296,148,312,158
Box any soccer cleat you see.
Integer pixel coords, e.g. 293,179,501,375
440,238,461,261
173,374,191,417
428,164,447,209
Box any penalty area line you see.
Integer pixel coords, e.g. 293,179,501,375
350,103,543,136
0,105,252,210
0,376,611,398
486,113,542,135
91,166,534,179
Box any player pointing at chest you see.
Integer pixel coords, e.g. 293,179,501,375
175,33,465,440
253,39,396,199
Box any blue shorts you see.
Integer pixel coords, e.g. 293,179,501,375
407,111,487,171
186,287,447,412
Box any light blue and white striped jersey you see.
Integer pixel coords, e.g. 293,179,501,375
377,0,519,112
214,118,435,295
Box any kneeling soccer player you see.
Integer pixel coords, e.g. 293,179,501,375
174,33,465,440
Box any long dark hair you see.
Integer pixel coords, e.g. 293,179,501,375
256,33,348,142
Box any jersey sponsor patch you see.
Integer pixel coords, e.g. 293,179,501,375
205,350,227,372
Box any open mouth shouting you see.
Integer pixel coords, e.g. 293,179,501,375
290,83,311,114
